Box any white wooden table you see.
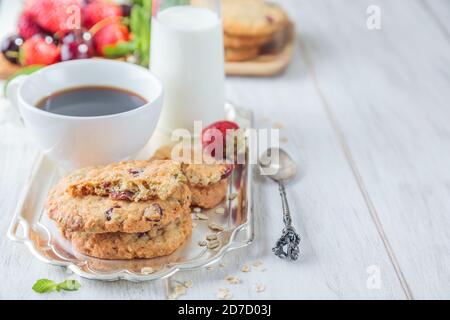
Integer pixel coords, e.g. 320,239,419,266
1,0,449,300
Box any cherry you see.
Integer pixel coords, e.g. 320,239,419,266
1,35,24,65
60,29,94,61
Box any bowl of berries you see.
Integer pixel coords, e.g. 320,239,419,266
1,0,154,82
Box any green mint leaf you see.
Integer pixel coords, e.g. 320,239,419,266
32,279,58,293
56,279,81,292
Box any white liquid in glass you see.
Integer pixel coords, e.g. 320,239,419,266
150,6,225,136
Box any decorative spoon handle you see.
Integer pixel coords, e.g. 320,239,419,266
273,180,301,260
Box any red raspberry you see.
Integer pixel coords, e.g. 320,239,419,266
202,121,240,158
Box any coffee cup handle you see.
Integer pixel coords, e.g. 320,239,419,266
6,75,28,119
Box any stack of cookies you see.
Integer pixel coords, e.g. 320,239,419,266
223,0,289,62
151,146,232,209
46,160,193,260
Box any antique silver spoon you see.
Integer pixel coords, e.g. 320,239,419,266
259,147,300,260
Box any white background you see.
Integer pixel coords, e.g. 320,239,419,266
0,0,449,299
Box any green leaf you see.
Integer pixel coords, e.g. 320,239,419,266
3,65,43,96
130,1,151,67
57,280,81,292
32,279,58,293
143,0,152,11
32,279,81,294
103,41,135,58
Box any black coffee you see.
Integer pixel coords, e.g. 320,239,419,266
36,86,147,117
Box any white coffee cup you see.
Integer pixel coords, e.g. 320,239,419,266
7,59,163,170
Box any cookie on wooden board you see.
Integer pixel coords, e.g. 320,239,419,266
225,46,260,62
224,32,273,49
222,0,288,37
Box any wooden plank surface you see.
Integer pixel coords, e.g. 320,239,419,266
291,0,450,299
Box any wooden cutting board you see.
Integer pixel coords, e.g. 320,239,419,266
225,36,294,77
225,23,295,77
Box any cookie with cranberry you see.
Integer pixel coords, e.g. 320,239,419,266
222,0,288,37
151,146,232,187
225,46,260,62
46,176,191,234
66,160,187,202
151,146,231,208
191,179,228,209
67,212,192,260
224,32,272,49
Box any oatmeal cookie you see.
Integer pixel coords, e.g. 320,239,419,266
225,46,260,62
66,160,187,202
46,176,192,234
68,213,192,260
151,146,232,187
191,179,228,209
224,32,272,49
223,0,287,37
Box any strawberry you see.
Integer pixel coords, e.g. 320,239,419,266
202,121,240,158
83,0,122,29
20,36,60,66
27,0,83,34
18,11,43,39
93,22,129,56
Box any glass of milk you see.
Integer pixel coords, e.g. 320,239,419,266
150,0,225,140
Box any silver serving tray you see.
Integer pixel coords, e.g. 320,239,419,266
7,103,255,282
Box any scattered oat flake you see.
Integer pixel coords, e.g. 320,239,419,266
193,207,202,213
175,284,187,296
206,234,218,241
254,283,266,293
207,239,220,249
192,222,197,228
207,266,214,271
217,288,233,300
228,193,237,200
241,264,250,272
198,240,208,246
141,267,154,275
208,223,224,231
168,293,178,300
184,280,193,288
215,207,225,214
196,213,209,220
225,275,241,284
219,262,227,268
252,260,263,267
280,136,288,143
